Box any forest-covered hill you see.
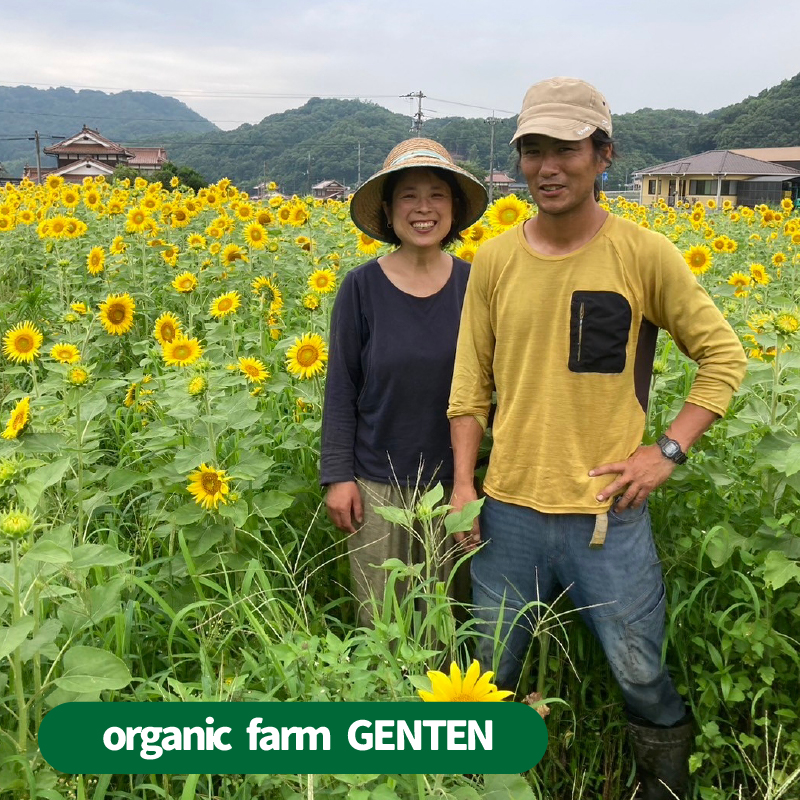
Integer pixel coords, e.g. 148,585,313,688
3,73,800,192
0,86,218,177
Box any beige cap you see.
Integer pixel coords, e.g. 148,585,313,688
511,77,612,144
350,138,488,243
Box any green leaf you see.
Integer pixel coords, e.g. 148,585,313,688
253,490,294,519
19,619,62,662
79,392,108,422
54,646,132,693
227,410,262,430
417,483,445,510
71,544,131,569
218,499,249,527
482,774,536,800
761,551,800,590
169,502,207,525
0,618,35,660
784,442,800,477
29,458,72,489
172,448,213,473
373,505,415,528
106,468,148,496
228,453,275,481
21,540,73,565
444,498,485,535
15,478,45,508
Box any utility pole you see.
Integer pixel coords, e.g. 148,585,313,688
34,130,42,185
307,152,312,196
485,113,498,204
401,91,426,135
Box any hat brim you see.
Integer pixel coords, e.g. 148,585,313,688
510,116,598,144
350,160,489,244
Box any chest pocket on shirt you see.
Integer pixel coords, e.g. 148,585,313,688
568,291,632,374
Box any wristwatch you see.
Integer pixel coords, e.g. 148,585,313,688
657,434,687,465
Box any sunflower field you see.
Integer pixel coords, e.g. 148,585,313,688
0,174,799,800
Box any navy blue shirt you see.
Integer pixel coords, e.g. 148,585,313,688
320,257,470,486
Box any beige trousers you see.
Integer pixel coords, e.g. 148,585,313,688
347,479,469,628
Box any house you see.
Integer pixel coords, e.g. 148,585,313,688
487,170,515,196
731,147,800,172
635,150,800,208
312,179,349,201
23,126,167,184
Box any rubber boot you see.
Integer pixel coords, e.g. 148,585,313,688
627,715,693,799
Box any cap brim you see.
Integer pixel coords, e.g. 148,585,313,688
510,116,598,144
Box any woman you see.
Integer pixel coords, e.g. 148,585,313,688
320,138,488,626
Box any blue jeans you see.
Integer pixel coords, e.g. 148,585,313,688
471,496,686,726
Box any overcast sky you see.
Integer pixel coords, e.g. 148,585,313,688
2,0,799,131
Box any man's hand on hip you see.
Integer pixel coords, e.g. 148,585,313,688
589,444,676,510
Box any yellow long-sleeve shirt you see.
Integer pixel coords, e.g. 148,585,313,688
447,214,747,514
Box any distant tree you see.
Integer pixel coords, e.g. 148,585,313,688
112,165,140,183
151,161,207,191
457,160,487,183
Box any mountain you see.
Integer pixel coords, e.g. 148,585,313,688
3,73,800,192
0,85,219,176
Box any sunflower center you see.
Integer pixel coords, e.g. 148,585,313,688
245,364,259,377
161,323,176,341
218,299,233,312
15,335,33,353
174,345,190,360
499,209,518,225
296,344,319,367
201,473,222,493
109,306,126,323
691,253,705,268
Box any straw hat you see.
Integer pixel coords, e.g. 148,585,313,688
350,138,488,243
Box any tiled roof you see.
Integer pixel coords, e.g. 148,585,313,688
45,125,130,155
488,171,514,183
637,150,800,176
128,147,167,166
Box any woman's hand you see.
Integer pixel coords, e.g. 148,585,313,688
325,481,364,533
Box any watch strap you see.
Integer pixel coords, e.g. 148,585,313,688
657,434,687,465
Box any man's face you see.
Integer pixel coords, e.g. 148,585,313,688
518,134,607,217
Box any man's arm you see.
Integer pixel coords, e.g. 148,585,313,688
450,416,484,549
590,402,718,510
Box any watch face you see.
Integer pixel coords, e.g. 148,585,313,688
663,441,680,457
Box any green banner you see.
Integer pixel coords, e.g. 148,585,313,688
39,702,548,774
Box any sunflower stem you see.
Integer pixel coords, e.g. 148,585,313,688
10,539,28,755
75,391,85,542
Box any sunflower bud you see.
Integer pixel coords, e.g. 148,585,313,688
0,507,35,539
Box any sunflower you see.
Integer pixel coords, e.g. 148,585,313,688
86,246,105,275
308,268,336,294
772,252,787,267
187,233,206,250
71,302,88,315
172,272,198,293
50,343,81,364
727,272,751,297
288,204,309,227
706,199,717,210
486,195,529,229
252,275,283,313
711,236,727,252
244,222,268,249
187,463,230,511
418,660,513,702
170,206,191,228
110,236,127,255
750,263,770,285
295,235,312,252
277,204,292,223
162,335,203,367
123,384,138,408
256,209,274,226
238,356,269,384
210,291,241,319
724,238,738,253
126,206,149,233
1,397,31,441
67,366,90,386
98,293,136,336
153,312,182,345
61,187,80,208
286,333,328,379
455,242,477,263
682,245,712,276
302,293,320,310
776,311,800,335
221,243,248,266
356,231,381,256
781,198,794,212
235,202,254,221
46,175,63,191
3,322,43,363
463,222,487,244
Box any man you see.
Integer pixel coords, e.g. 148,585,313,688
447,77,747,799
